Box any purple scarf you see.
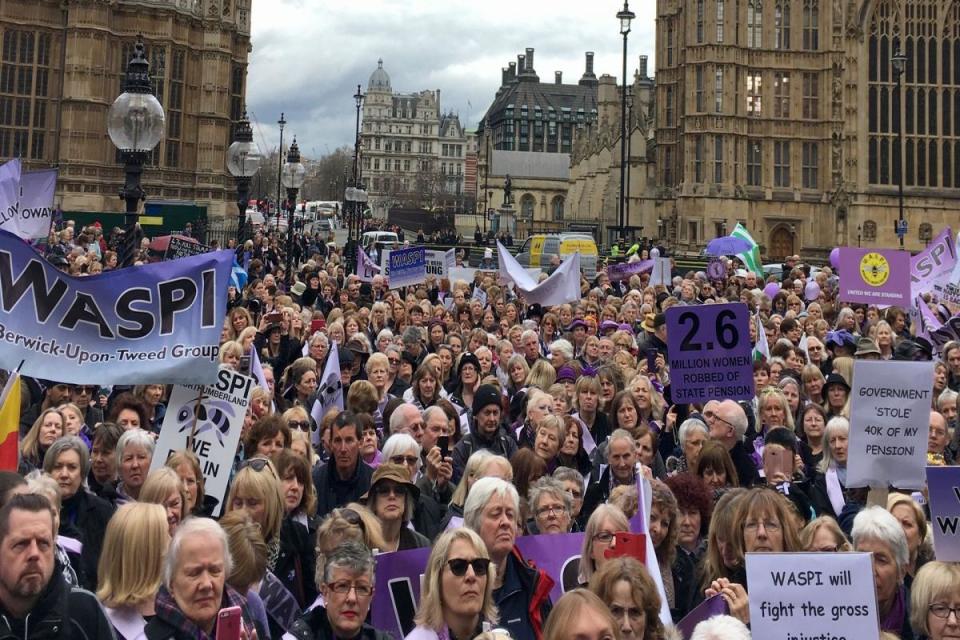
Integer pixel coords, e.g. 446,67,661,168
879,585,907,635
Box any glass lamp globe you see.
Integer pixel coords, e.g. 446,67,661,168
281,161,306,190
227,140,262,178
107,91,165,152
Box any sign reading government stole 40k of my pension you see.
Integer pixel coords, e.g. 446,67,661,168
0,228,232,385
666,303,754,402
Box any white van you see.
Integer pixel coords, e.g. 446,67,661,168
362,231,399,250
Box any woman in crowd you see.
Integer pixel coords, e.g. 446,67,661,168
449,352,481,412
59,403,88,443
910,561,960,640
799,403,828,471
556,415,592,478
146,518,266,639
139,467,187,536
664,473,712,566
608,391,643,434
648,479,693,620
165,449,208,516
811,416,851,520
590,556,670,640
801,364,826,405
274,448,317,531
510,449,547,524
528,476,573,535
579,504,631,585
115,429,155,504
219,510,271,633
44,435,115,590
407,528,499,640
97,502,170,639
697,489,747,597
573,376,610,444
822,373,851,419
543,589,618,640
442,452,513,530
20,408,65,474
243,415,292,459
406,362,445,410
532,415,564,470
133,384,167,432
694,441,739,492
108,393,150,430
282,357,319,410
364,462,430,551
800,516,852,553
852,506,913,639
519,389,554,448
89,422,124,499
887,493,933,583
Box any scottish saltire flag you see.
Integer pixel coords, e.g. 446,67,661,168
732,223,763,277
230,258,248,291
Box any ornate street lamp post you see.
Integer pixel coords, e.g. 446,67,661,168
226,110,261,244
281,138,306,287
616,0,635,244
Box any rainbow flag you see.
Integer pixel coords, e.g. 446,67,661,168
0,372,20,471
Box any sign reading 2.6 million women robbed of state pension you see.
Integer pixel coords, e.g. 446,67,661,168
666,303,754,402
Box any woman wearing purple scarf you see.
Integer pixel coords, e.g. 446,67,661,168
852,506,915,640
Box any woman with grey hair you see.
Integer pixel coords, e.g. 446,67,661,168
43,435,115,590
114,428,155,505
548,339,575,369
667,418,709,475
147,517,266,639
288,541,390,640
528,476,572,535
810,416,851,520
852,506,912,639
464,477,552,640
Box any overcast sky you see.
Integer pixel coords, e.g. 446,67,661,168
245,0,657,159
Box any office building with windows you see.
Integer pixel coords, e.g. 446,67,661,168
0,0,251,216
654,0,959,257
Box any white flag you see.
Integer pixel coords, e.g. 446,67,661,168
496,241,581,306
311,342,344,447
0,159,22,234
356,245,381,283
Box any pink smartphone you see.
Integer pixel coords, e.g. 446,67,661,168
215,606,243,640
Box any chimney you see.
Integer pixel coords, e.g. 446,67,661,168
555,71,563,85
639,55,648,79
580,51,598,85
436,89,440,108
508,61,517,81
518,54,525,74
525,48,535,72
502,67,509,85
586,51,595,75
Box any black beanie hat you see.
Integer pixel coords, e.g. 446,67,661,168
472,384,502,416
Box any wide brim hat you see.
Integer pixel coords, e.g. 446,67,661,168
361,463,420,502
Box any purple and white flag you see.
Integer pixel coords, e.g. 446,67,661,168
311,343,343,446
357,245,381,282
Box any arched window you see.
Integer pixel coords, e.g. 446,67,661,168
520,194,535,220
919,223,934,244
552,196,565,221
864,220,878,241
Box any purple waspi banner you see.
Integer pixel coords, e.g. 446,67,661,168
926,466,960,562
0,227,232,384
514,532,584,604
911,227,956,299
370,546,431,640
666,303,753,402
838,248,911,306
607,259,653,282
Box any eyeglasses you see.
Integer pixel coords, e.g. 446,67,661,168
388,358,400,365
929,604,960,620
744,519,782,533
593,531,616,543
70,385,96,395
536,504,567,518
373,483,408,497
326,581,373,597
446,558,489,577
288,420,310,431
239,457,277,478
389,455,419,466
703,409,736,430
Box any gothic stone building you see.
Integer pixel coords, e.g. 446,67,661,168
0,0,252,217
655,0,960,259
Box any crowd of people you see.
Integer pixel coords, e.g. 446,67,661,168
2,225,960,640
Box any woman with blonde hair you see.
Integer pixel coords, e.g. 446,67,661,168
580,504,631,585
526,358,558,391
887,492,933,580
227,305,254,341
97,502,170,639
627,374,665,429
800,515,852,553
218,339,244,370
164,449,208,516
590,556,668,640
442,452,513,531
406,528,499,640
132,384,167,432
139,467,188,535
219,510,270,633
20,408,64,474
910,561,960,640
543,589,620,640
574,375,610,444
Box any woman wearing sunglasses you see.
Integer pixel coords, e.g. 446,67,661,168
361,462,430,552
406,528,498,640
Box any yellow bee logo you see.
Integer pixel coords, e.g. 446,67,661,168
859,252,890,287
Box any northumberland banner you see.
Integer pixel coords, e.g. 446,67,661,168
0,228,232,384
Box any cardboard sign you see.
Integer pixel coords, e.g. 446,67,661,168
926,466,960,561
838,248,911,306
165,236,210,260
847,360,933,489
152,367,254,516
650,257,672,287
666,303,754,402
746,553,879,640
387,246,427,289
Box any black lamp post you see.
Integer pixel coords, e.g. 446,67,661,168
227,110,261,244
107,37,164,268
352,84,365,245
275,112,287,230
616,0,635,244
892,48,908,249
857,224,862,247
281,138,306,287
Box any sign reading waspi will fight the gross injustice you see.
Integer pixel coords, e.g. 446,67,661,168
666,303,754,402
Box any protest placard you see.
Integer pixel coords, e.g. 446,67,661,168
382,248,453,279
926,466,960,561
151,367,254,517
0,228,232,384
666,303,753,402
847,360,932,489
676,595,729,639
0,169,58,241
607,259,653,282
746,552,879,640
515,532,585,604
165,236,210,260
838,248,911,306
911,227,956,299
650,257,672,287
370,546,431,640
387,246,426,289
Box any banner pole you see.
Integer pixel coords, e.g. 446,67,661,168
186,390,204,453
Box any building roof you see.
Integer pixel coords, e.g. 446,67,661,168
481,80,598,132
491,150,570,180
368,58,391,92
439,113,463,138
